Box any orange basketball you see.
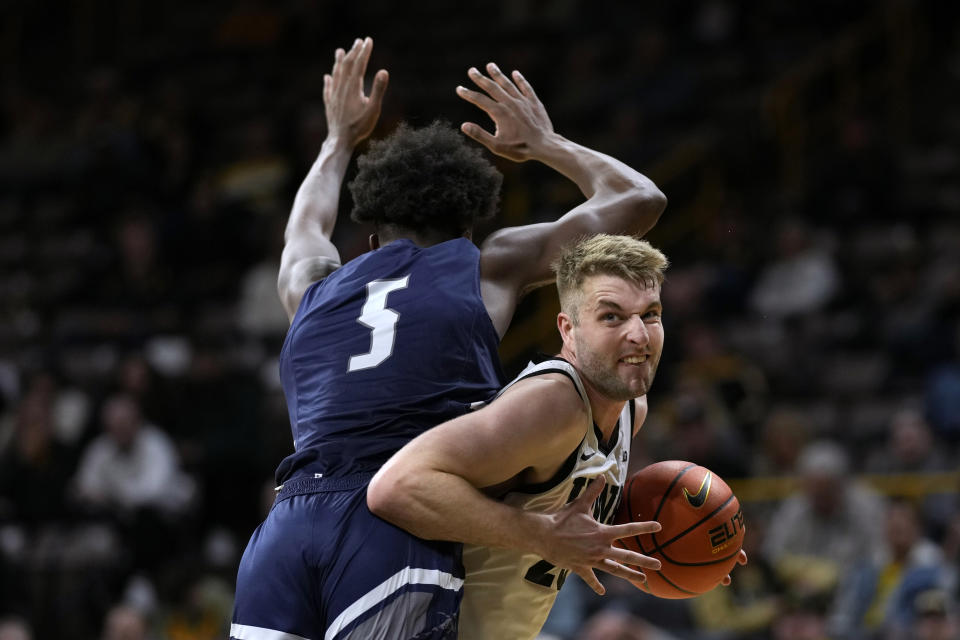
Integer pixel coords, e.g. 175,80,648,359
614,460,745,599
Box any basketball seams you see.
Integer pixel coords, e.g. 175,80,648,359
617,461,745,598
651,463,697,523
658,545,743,567
649,463,696,553
653,493,738,553
623,465,698,599
650,571,700,597
624,474,650,558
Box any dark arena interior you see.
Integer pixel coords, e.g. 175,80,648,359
0,1,958,638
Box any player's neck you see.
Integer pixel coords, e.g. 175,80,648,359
374,225,470,249
577,373,627,439
558,349,626,436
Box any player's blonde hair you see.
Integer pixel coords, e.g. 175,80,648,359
553,234,669,324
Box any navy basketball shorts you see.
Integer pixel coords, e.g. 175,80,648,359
230,474,463,640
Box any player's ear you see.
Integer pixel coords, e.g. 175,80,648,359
557,312,576,350
369,233,380,250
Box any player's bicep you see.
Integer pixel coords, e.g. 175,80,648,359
480,201,612,296
397,378,586,489
277,245,342,321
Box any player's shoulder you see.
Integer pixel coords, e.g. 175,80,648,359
499,370,588,422
511,369,580,393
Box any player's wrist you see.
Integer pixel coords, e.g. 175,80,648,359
518,511,555,558
323,132,358,154
527,131,566,161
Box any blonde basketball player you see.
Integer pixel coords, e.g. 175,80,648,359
369,234,670,639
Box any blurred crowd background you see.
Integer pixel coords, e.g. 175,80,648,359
1,1,958,639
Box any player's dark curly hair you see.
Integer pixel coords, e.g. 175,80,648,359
348,121,502,237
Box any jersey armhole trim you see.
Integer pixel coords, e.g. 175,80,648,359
504,445,580,496
512,367,586,405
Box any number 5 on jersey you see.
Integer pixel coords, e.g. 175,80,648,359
348,276,410,372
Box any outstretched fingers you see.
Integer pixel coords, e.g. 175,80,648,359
511,69,539,101
608,519,662,539
576,555,653,595
332,38,363,83
332,48,345,83
485,62,521,98
459,122,495,148
599,558,648,583
323,37,386,145
721,549,749,587
343,38,366,86
456,85,499,115
355,37,373,76
456,84,499,147
468,66,514,103
369,69,389,107
573,568,605,596
572,475,607,510
606,543,661,571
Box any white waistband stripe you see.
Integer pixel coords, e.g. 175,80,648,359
324,567,464,640
230,623,310,640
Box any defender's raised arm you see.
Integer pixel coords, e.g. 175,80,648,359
277,37,388,320
461,63,667,334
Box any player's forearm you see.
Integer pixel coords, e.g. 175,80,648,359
368,468,548,556
533,133,666,233
284,135,355,245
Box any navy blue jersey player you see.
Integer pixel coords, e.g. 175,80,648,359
230,37,667,640
274,236,504,481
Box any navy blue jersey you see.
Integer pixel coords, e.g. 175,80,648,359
276,237,504,482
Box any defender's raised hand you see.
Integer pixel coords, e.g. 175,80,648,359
457,63,554,163
538,477,663,596
324,37,388,147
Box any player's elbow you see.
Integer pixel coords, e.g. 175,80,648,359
619,185,666,236
647,187,668,217
367,467,412,523
632,184,667,221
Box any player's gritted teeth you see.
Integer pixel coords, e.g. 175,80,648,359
620,355,649,365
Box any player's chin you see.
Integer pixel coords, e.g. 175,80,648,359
622,374,651,397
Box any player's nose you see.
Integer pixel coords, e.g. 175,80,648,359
626,315,649,346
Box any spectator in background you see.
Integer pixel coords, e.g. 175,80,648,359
0,617,32,640
751,406,810,476
97,212,177,338
0,389,76,527
659,376,749,480
689,507,782,640
115,353,172,432
749,218,840,320
575,607,681,640
864,407,956,536
236,216,288,342
865,407,952,474
72,393,196,572
770,595,831,640
908,588,959,640
829,499,952,638
73,393,194,516
160,571,232,640
100,604,151,640
763,441,886,592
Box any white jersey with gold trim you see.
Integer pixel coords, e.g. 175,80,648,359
458,358,634,640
